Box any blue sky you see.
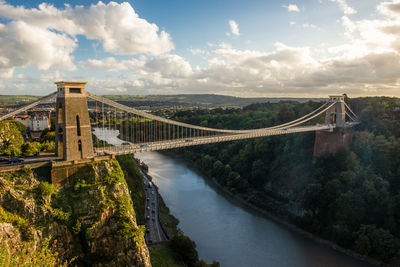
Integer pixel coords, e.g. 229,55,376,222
0,0,399,97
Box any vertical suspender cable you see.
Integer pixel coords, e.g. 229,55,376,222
102,102,104,149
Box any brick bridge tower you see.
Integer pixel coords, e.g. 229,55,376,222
55,81,94,161
313,94,354,159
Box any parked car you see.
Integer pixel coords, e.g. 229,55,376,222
8,158,24,164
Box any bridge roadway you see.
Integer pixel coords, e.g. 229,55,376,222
95,124,335,155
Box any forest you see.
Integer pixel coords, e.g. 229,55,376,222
169,97,400,265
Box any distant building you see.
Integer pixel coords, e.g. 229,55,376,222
14,114,50,132
13,115,30,129
31,116,50,131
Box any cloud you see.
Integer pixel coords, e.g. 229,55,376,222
3,0,400,97
302,23,321,31
81,57,146,72
377,1,400,17
283,4,300,12
144,54,193,78
189,48,208,56
0,1,174,77
40,70,66,82
229,20,240,36
0,20,76,77
330,0,357,15
71,2,174,55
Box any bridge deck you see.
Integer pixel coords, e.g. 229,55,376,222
95,124,335,155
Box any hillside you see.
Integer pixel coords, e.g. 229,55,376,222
0,160,151,266
170,96,400,265
0,94,324,109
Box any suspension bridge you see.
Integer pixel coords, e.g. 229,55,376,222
0,81,359,162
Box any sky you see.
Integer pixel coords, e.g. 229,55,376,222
0,0,399,97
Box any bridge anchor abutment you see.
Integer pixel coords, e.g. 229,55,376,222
313,127,354,161
313,94,355,161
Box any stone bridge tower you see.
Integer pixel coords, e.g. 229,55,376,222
55,81,94,161
313,94,354,159
324,95,346,127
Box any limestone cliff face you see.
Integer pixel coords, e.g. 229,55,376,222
0,161,151,266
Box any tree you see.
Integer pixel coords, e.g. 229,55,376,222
212,160,226,184
354,233,371,255
40,129,55,143
250,160,268,188
369,227,398,261
21,142,41,156
170,234,199,267
302,183,323,215
0,121,24,154
335,192,365,228
9,120,26,134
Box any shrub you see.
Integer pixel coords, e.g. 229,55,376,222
50,208,70,224
21,142,41,156
37,182,56,197
41,141,55,152
0,206,34,241
0,235,72,266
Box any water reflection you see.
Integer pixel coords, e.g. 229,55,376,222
94,128,371,267
136,152,371,267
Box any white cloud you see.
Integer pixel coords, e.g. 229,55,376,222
283,4,300,12
229,20,240,36
3,0,400,97
81,57,146,72
330,0,357,15
0,20,76,77
302,23,321,31
71,2,174,55
144,54,193,78
0,1,174,77
189,48,208,56
40,70,66,82
377,1,400,18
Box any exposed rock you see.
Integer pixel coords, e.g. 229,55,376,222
0,223,24,253
0,160,151,266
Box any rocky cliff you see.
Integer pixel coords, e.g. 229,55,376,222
0,160,151,266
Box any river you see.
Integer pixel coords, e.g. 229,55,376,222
94,128,371,267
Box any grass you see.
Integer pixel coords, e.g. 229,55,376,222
0,206,33,242
0,236,71,266
150,245,184,267
116,155,146,225
158,195,179,239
